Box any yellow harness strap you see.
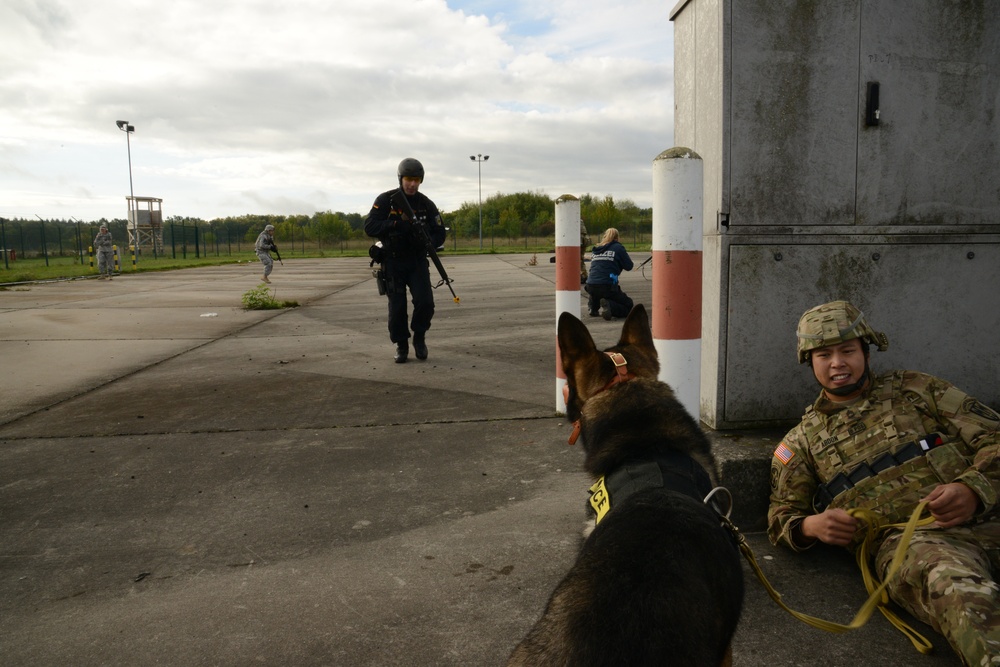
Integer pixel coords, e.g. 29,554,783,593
851,504,936,654
731,501,935,653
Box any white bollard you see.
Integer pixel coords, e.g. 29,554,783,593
555,194,582,414
651,148,703,420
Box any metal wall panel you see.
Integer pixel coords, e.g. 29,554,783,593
673,0,1000,428
729,1,860,227
724,241,1000,426
857,1,1000,226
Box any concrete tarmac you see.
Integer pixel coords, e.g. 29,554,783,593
0,255,961,666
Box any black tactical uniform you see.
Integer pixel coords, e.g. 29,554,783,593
364,162,446,363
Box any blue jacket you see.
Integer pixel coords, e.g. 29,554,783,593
587,241,633,285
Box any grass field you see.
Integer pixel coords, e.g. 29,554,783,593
0,254,260,284
0,237,591,285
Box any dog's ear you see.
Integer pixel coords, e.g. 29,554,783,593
557,312,605,401
558,311,597,376
617,304,655,353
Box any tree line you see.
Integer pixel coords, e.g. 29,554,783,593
447,192,650,243
2,192,651,257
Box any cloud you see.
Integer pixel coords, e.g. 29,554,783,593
0,0,673,220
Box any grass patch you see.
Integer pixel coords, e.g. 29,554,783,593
241,283,299,310
0,255,255,283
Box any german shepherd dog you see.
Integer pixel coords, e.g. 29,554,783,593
507,305,744,667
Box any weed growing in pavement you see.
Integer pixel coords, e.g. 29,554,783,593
241,283,299,310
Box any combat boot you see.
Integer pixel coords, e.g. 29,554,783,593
413,335,428,361
394,343,408,363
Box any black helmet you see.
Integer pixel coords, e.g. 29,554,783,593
397,158,424,183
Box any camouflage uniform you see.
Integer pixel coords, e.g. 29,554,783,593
769,370,1000,665
255,227,275,280
94,228,114,278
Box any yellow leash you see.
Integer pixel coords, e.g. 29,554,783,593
727,501,936,653
850,503,936,653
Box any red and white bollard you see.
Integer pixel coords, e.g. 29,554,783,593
555,194,582,414
651,148,703,420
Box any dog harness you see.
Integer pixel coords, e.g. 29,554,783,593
588,452,716,525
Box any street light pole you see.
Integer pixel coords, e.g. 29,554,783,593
469,154,489,250
116,120,137,267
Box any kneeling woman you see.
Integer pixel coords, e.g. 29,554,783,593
585,228,634,320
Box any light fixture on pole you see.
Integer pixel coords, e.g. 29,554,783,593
116,120,138,267
469,153,489,250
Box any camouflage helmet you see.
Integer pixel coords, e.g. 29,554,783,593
796,300,888,364
397,158,424,183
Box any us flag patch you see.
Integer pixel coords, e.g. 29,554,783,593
774,442,795,465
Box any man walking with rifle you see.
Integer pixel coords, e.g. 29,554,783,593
365,158,447,363
254,224,281,283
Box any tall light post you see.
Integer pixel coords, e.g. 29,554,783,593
116,120,137,267
469,154,489,250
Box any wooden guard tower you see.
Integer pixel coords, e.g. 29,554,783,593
126,196,164,254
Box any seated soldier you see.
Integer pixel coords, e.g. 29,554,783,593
768,300,1000,664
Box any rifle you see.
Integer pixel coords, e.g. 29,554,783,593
271,243,283,265
396,188,460,304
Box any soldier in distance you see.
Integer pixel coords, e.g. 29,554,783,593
255,224,277,284
94,224,115,280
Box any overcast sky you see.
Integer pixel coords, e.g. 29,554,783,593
1,0,674,222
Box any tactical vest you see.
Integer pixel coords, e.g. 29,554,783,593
799,371,973,524
381,194,430,261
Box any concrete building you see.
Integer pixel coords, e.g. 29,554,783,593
670,0,1000,429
